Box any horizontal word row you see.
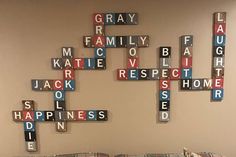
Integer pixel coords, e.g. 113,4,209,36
12,110,108,122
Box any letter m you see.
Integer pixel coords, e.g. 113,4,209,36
62,47,73,58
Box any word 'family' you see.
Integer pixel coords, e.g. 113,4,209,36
12,12,226,152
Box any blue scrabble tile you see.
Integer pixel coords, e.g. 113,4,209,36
84,58,95,69
214,35,226,46
54,91,65,101
34,111,45,121
87,110,97,121
24,122,35,131
212,89,224,101
181,68,192,79
64,80,75,91
106,36,116,48
128,69,139,80
94,48,106,58
105,13,115,25
159,90,170,101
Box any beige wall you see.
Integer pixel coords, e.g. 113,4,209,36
0,0,236,156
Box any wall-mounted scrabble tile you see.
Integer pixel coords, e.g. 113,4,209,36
26,141,37,152
159,111,170,122
138,69,149,80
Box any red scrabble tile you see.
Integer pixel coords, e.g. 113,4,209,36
53,80,64,90
93,13,104,24
127,57,139,69
213,78,224,89
23,111,34,121
214,23,226,35
117,69,128,80
93,35,105,47
73,58,84,69
181,57,192,68
77,110,87,121
63,69,75,80
170,68,181,80
159,79,170,90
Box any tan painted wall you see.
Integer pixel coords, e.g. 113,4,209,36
0,0,236,156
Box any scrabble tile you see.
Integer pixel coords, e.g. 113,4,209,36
214,35,226,46
87,110,97,121
24,131,36,141
159,111,170,122
54,91,65,101
24,122,35,131
42,80,53,91
77,110,87,121
115,13,126,25
63,58,73,69
128,69,139,80
84,58,95,69
160,69,170,79
54,111,66,121
213,46,225,57
31,80,43,91
94,48,106,58
170,68,181,80
53,80,64,90
160,47,171,58
23,111,34,121
127,36,138,47
160,58,171,68
66,111,76,121
106,36,116,48
212,67,224,78
138,35,149,47
56,122,67,132
105,13,115,25
192,79,203,90
159,80,170,90
159,101,170,111
116,36,127,47
214,12,226,23
25,141,37,152
61,47,74,58
44,111,55,121
126,13,138,25
127,57,139,69
159,90,170,101
181,46,193,57
54,101,66,111
181,35,193,47
202,78,213,90
148,69,160,80
63,69,75,80
22,100,34,111
73,58,84,69
181,68,192,79
181,57,192,68
117,69,128,80
213,57,224,68
34,111,45,121
94,25,105,36
214,23,226,35
83,36,94,48
93,13,104,24
211,89,224,101
213,78,224,89
12,111,23,121
138,69,149,80
181,79,192,90
64,80,75,91
51,58,63,69
127,47,138,58
97,110,108,121
95,58,106,69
